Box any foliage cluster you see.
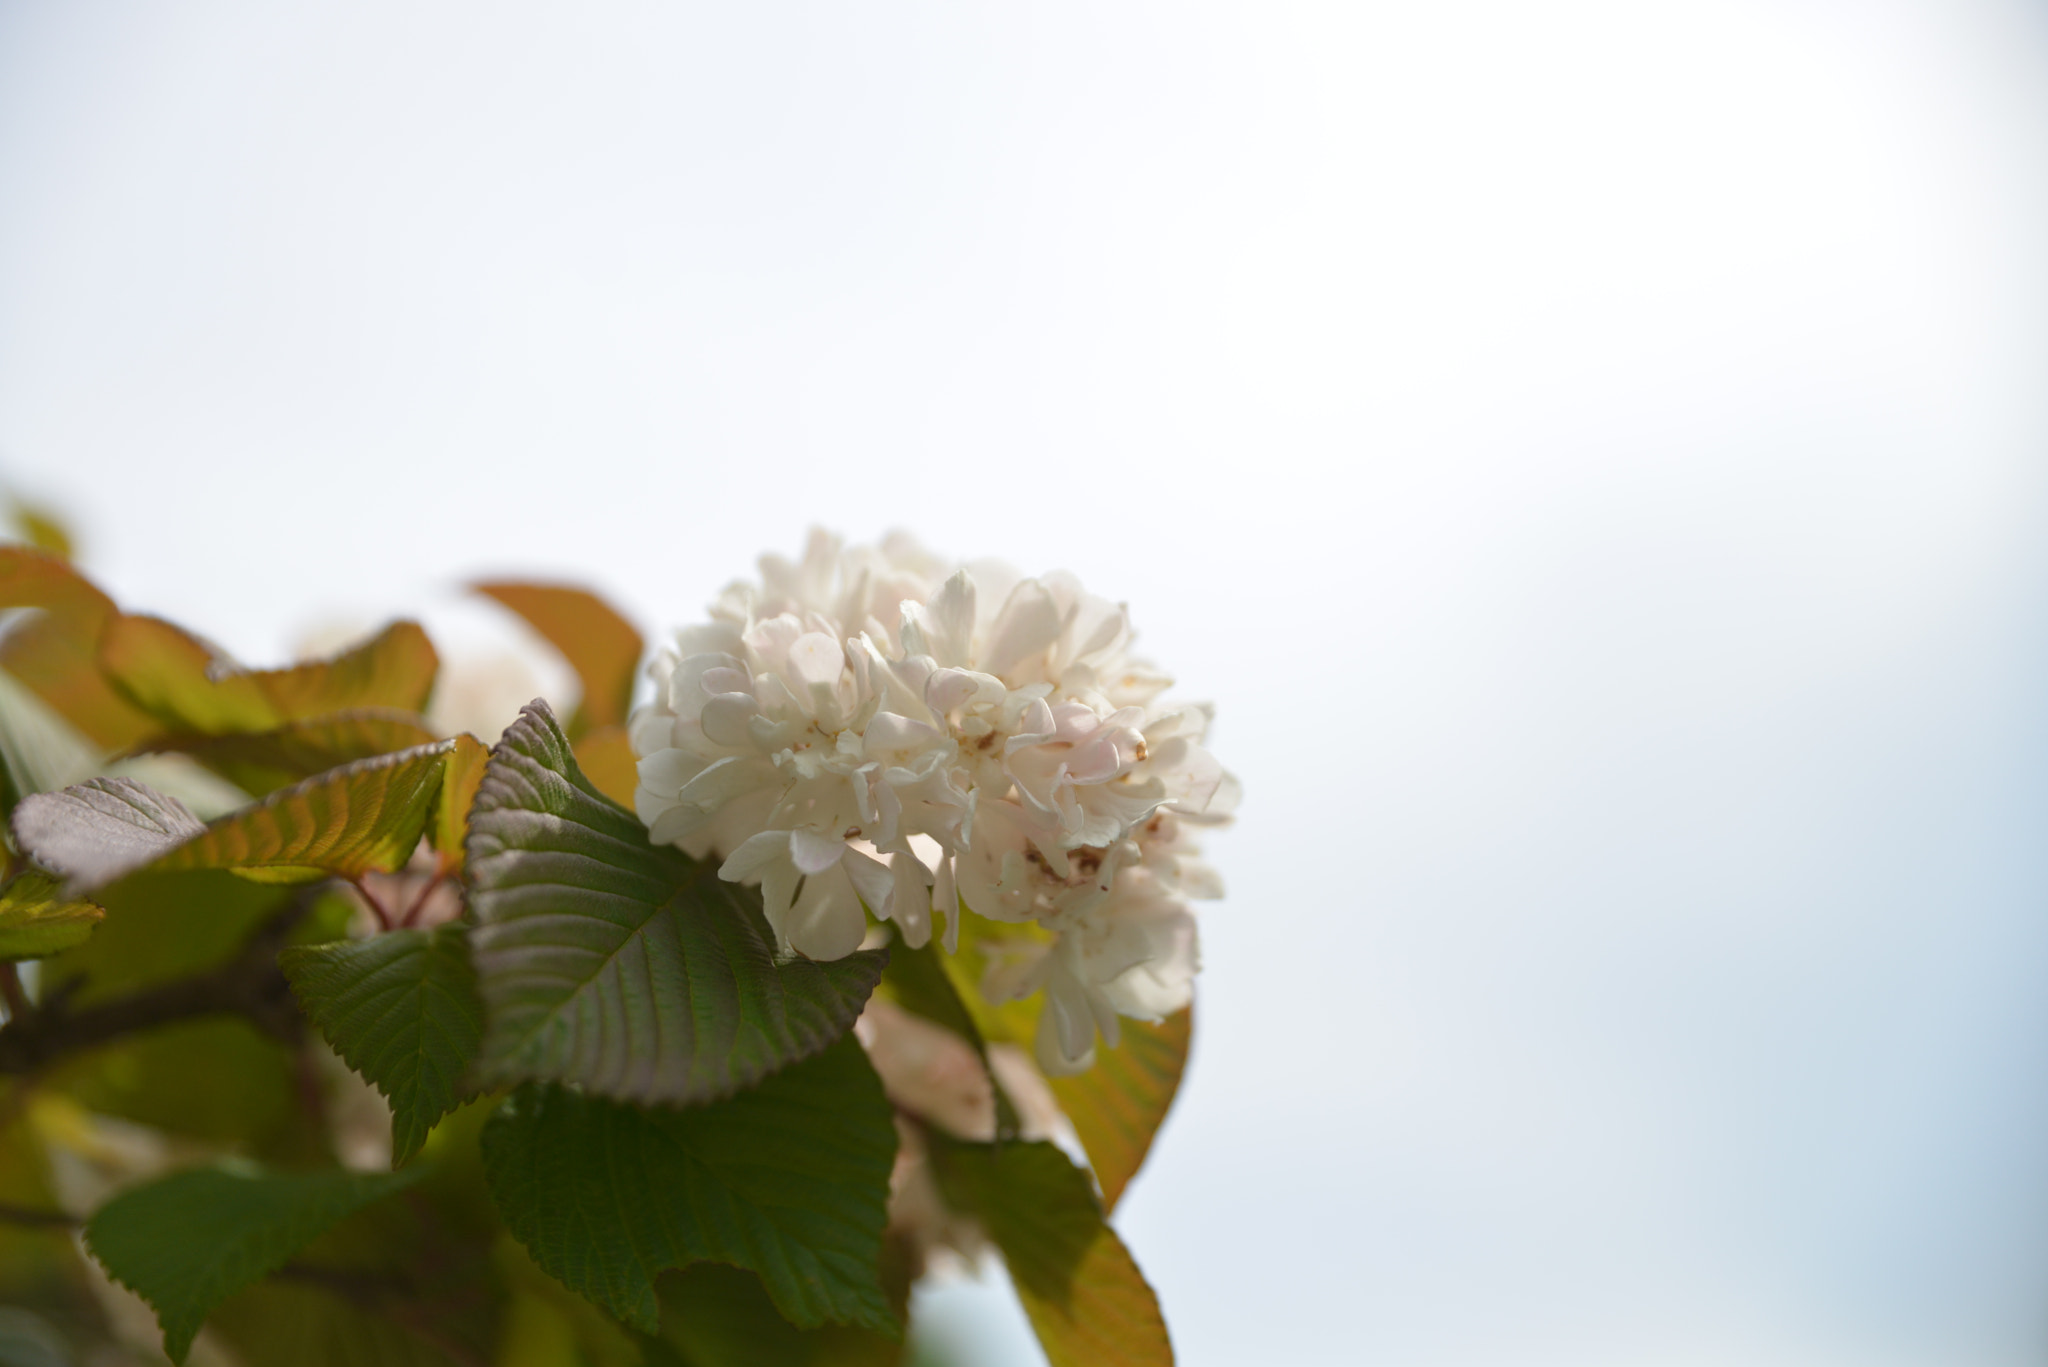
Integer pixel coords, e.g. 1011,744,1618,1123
0,542,1189,1367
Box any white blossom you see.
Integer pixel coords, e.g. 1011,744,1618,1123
631,530,1236,1074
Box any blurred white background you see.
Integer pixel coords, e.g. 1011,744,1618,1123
4,2,2048,1363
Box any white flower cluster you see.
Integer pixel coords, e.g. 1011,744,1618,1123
629,532,1236,1075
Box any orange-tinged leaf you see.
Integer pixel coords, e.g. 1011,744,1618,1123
133,709,441,795
249,621,438,720
0,547,152,748
99,616,279,735
151,742,456,883
472,583,641,733
1050,1005,1192,1211
930,1138,1172,1367
569,725,636,809
432,733,489,875
102,618,440,740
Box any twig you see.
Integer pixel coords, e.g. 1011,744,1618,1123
397,874,446,929
0,1201,78,1229
346,877,393,932
0,892,314,1076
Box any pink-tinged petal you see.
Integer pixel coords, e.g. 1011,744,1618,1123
787,631,846,689
927,569,977,665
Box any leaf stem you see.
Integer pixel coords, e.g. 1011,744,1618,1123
397,874,445,929
0,1201,77,1228
347,877,393,932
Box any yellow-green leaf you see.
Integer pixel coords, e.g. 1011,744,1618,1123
430,732,488,876
151,743,456,883
1049,1005,1192,1211
929,1138,1172,1367
0,869,103,961
472,583,642,734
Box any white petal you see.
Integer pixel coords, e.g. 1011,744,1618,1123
789,826,847,876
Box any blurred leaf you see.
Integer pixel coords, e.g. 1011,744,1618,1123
249,621,438,722
0,547,151,749
100,617,438,738
0,870,103,961
654,1261,909,1367
494,1235,646,1367
480,1036,898,1337
136,709,440,796
1048,1005,1191,1211
929,1138,1171,1367
472,583,642,734
466,701,885,1104
880,938,1019,1139
12,776,207,890
429,733,488,877
280,925,485,1167
209,1276,477,1367
0,1306,70,1367
6,501,74,562
0,668,101,818
569,724,636,808
98,615,278,735
83,1162,424,1364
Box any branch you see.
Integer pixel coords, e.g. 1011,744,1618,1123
0,1201,78,1228
0,892,315,1076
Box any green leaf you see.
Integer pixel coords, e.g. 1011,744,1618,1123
1049,1005,1192,1211
135,709,441,795
881,937,1020,1140
472,582,642,734
480,1035,899,1338
466,701,886,1104
83,1162,425,1364
280,926,486,1166
0,869,103,961
100,617,439,738
0,546,152,749
654,1262,909,1367
929,1138,1172,1367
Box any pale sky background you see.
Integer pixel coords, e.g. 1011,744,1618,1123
4,3,2048,1364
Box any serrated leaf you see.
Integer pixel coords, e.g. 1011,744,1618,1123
1049,1005,1192,1211
11,776,207,889
149,742,455,884
100,617,439,738
481,1035,898,1337
429,733,488,876
17,744,457,892
0,869,103,960
83,1163,425,1364
134,709,441,795
472,582,642,733
0,547,152,748
569,724,636,808
929,1138,1172,1367
466,701,886,1104
280,926,485,1166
